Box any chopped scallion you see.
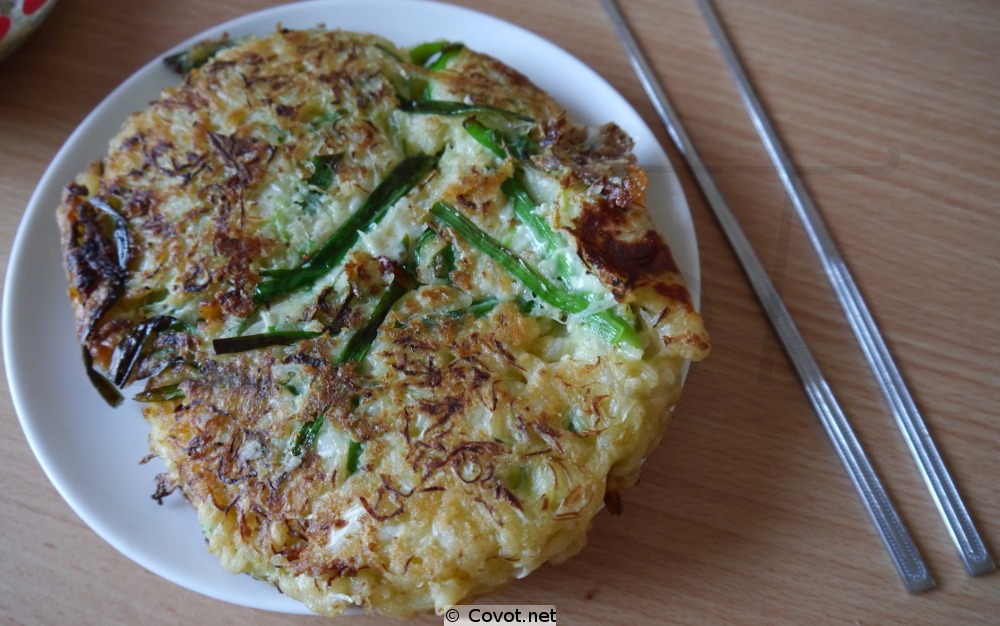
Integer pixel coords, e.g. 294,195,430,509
86,197,130,270
464,118,537,160
346,440,365,476
82,346,123,407
430,202,640,347
469,297,500,317
109,315,177,388
427,44,463,70
212,329,322,355
306,153,343,189
163,36,236,75
501,176,560,254
292,413,325,457
337,281,408,364
398,99,533,122
134,383,185,403
409,40,449,66
255,153,439,303
409,40,464,67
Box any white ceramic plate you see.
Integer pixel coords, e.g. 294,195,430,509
3,0,698,615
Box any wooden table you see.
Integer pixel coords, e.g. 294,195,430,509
2,0,997,623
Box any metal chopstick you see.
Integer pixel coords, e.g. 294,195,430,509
600,0,934,593
694,0,995,578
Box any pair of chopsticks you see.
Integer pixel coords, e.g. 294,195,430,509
600,0,995,592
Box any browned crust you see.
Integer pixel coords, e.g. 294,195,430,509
55,28,709,617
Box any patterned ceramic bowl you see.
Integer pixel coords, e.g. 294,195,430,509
0,0,58,62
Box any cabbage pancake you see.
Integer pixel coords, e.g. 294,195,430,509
56,28,709,616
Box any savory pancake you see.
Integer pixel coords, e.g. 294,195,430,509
57,27,708,616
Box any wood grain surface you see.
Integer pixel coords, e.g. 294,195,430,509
1,0,997,624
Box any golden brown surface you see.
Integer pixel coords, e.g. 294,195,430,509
51,26,706,617
2,0,999,624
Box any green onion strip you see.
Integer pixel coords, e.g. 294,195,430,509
212,330,323,355
429,201,640,347
255,153,439,303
